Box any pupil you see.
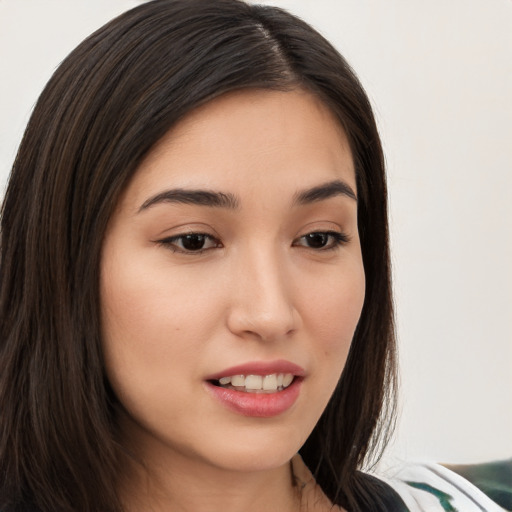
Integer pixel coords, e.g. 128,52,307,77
182,234,206,251
306,233,327,248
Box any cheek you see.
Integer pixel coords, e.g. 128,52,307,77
99,243,230,405
289,261,365,446
303,261,365,354
101,247,217,341
299,261,365,417
99,271,207,432
99,252,179,390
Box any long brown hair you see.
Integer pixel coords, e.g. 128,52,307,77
0,1,397,510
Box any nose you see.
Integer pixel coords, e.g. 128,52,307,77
226,245,299,342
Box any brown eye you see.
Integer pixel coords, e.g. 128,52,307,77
294,231,350,251
180,234,208,251
157,233,221,253
304,232,329,248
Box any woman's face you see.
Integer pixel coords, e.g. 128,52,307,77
100,89,365,473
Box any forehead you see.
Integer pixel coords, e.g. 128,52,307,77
123,88,355,208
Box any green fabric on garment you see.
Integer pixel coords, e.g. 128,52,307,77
444,458,512,511
405,481,458,512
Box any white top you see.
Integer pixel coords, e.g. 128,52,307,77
379,462,508,511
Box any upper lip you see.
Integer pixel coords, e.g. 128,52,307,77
205,359,306,381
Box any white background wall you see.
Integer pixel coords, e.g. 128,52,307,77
1,0,511,467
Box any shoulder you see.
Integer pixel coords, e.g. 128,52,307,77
373,459,512,512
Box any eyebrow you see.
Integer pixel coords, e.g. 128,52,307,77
138,188,240,212
138,179,356,213
293,179,357,205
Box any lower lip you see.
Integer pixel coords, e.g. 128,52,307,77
205,379,302,418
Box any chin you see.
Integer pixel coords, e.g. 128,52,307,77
209,447,296,473
197,424,309,473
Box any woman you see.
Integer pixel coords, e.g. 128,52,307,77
0,1,509,511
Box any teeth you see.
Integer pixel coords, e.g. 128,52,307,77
216,373,295,393
245,375,263,390
262,374,277,390
231,375,245,387
282,374,294,387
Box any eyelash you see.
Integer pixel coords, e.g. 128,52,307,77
156,230,350,255
156,233,222,254
293,231,350,251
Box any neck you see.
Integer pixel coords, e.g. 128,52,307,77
114,411,343,512
119,451,301,512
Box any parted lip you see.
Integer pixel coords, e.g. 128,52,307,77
205,359,306,381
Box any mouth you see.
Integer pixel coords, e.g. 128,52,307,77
209,373,297,394
204,360,305,417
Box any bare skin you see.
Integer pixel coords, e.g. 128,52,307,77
101,89,361,512
292,455,345,512
119,453,345,512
